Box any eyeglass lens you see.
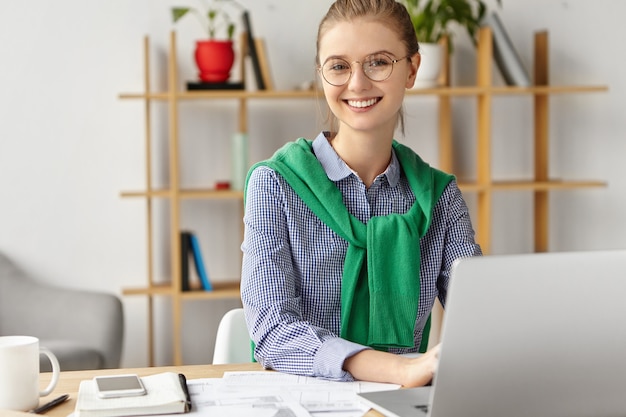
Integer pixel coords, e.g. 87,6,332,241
321,53,401,86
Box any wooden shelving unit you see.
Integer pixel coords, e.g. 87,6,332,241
119,29,607,366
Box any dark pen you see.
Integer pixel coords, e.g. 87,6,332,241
178,373,192,411
29,394,69,414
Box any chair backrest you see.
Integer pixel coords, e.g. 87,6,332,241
0,251,124,370
212,308,252,364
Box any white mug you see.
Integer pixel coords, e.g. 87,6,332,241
0,335,60,411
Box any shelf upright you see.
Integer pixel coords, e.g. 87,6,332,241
437,36,454,173
476,27,495,254
166,31,185,366
533,31,550,252
142,35,156,367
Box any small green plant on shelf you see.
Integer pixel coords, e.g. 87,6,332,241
171,0,237,41
399,0,501,52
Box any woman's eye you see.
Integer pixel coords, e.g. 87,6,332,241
367,56,392,68
328,61,350,72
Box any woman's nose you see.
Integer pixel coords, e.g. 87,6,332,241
347,62,372,91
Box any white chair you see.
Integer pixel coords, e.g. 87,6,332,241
212,308,252,364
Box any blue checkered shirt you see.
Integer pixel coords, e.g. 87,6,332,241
241,132,481,381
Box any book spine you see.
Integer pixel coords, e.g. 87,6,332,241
484,12,531,87
189,233,212,291
243,11,266,90
180,231,191,291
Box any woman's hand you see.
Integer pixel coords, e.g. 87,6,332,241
399,344,440,387
343,344,441,387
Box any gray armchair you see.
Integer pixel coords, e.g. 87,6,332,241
0,252,124,371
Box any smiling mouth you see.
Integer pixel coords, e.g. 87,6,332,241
346,98,380,108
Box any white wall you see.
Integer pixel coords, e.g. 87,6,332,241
1,0,624,367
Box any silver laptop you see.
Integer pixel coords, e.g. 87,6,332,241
358,250,626,417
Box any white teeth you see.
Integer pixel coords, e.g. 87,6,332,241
347,98,378,108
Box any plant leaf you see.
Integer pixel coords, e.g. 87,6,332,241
171,7,190,23
227,23,235,40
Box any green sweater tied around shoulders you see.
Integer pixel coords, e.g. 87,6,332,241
245,138,453,352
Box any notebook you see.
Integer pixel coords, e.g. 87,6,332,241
75,372,191,417
358,250,626,417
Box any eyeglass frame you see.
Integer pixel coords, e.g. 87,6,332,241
317,53,413,86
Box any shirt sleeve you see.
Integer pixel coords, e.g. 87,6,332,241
240,166,369,381
435,180,483,306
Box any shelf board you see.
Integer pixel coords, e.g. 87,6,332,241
119,90,321,100
121,181,605,198
121,188,244,200
180,189,244,199
123,284,174,296
181,282,241,300
492,179,607,190
458,179,607,192
119,84,608,101
408,85,608,96
123,281,241,300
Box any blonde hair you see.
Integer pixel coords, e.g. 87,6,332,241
316,0,419,134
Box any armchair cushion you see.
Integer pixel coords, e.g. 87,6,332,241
38,340,103,372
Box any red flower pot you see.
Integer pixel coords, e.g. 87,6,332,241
194,40,235,83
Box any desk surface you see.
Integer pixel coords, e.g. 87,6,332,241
24,364,383,417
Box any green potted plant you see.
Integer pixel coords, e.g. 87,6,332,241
399,0,501,87
171,0,240,83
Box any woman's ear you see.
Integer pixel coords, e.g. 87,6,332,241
406,53,421,89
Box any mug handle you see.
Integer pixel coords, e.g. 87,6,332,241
39,347,60,396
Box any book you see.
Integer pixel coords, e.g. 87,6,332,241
180,232,191,291
75,372,190,417
242,11,266,90
188,232,212,291
483,12,531,87
254,38,274,91
189,233,213,291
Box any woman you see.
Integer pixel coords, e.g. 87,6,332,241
240,0,481,387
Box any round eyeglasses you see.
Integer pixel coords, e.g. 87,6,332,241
319,53,411,86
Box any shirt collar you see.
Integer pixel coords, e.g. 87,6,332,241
311,132,401,187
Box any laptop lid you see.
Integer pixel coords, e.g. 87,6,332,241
358,250,626,417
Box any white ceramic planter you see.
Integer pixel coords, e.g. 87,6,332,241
413,42,444,88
